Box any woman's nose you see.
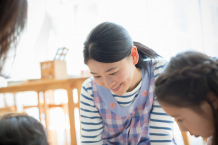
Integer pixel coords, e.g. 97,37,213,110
104,77,114,88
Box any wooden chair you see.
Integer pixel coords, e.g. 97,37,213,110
48,103,69,145
181,131,208,145
173,121,191,145
181,132,191,145
0,106,17,118
22,90,69,145
0,93,17,118
22,91,42,121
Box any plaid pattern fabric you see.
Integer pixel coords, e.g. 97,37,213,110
92,62,155,145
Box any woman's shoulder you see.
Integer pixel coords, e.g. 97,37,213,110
150,59,167,78
81,77,94,97
143,59,167,71
151,58,167,68
82,77,93,88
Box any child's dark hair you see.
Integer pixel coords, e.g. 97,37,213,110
83,22,160,70
0,113,48,145
155,51,218,145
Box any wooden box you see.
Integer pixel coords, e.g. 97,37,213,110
40,60,67,79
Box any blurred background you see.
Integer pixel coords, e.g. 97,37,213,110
1,0,218,81
0,0,218,145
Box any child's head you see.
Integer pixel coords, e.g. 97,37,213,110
0,113,48,145
155,51,218,141
83,22,159,95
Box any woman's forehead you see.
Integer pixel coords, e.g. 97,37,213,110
87,59,127,73
87,58,128,66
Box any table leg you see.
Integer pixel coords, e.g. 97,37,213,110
38,91,42,122
43,91,51,142
66,86,77,145
13,93,17,111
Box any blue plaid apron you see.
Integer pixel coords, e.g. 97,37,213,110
91,61,155,145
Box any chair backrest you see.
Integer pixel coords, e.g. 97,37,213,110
0,94,17,118
181,132,191,145
173,121,191,145
0,106,17,118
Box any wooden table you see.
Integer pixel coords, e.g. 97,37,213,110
0,77,88,145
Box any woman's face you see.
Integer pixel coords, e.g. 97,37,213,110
159,101,215,138
87,57,139,96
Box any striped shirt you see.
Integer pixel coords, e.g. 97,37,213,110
80,60,175,145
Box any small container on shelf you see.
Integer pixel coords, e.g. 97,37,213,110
40,60,67,79
40,47,69,80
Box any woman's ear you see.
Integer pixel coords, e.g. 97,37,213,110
131,46,139,65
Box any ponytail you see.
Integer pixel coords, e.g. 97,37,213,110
133,41,160,70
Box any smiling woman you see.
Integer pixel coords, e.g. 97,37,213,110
87,57,141,96
80,22,176,145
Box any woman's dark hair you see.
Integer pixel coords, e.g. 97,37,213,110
83,22,160,70
0,0,28,77
0,113,48,145
155,51,218,145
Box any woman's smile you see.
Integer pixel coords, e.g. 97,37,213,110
111,83,122,92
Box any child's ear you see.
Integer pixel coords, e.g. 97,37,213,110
131,46,139,65
207,92,218,109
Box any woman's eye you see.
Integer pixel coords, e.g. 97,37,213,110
110,72,118,75
94,76,101,78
